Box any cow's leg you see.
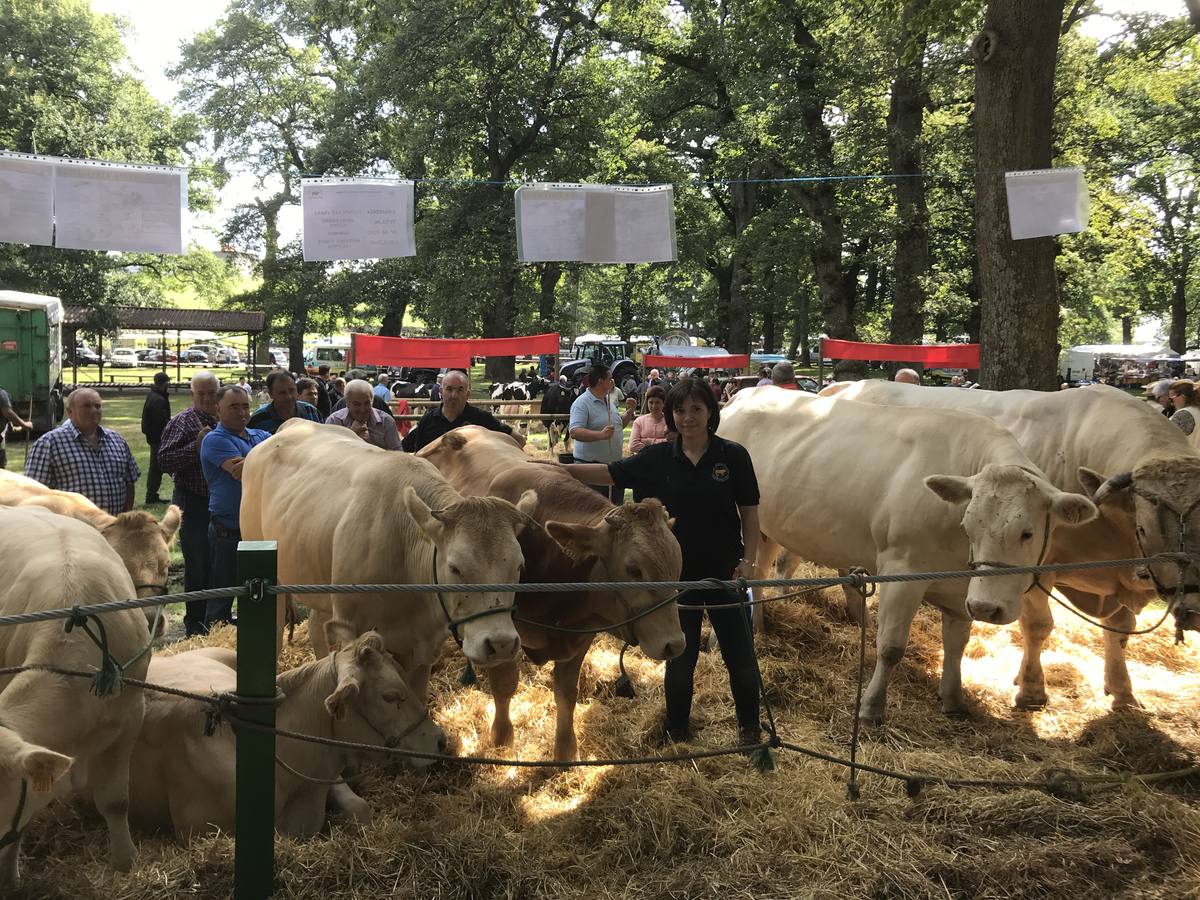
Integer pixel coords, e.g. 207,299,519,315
552,648,590,762
408,663,433,707
939,609,972,716
860,580,924,724
1015,589,1054,709
839,570,867,626
487,659,520,747
308,605,332,659
752,537,783,634
1102,605,1141,709
326,781,372,825
90,726,139,872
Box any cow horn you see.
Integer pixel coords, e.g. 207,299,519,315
1093,472,1134,506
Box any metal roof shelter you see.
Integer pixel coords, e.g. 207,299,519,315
63,306,267,383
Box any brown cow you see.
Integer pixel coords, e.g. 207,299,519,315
420,427,685,760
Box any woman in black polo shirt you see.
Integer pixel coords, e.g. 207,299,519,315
566,377,762,747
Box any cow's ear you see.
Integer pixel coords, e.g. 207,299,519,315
925,474,973,505
1077,467,1105,497
514,489,539,522
545,520,607,560
355,631,386,662
324,619,358,650
19,746,74,793
1050,490,1098,526
404,486,442,543
441,431,467,451
324,672,361,720
159,504,182,545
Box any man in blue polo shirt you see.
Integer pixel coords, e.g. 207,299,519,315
201,385,270,628
568,363,637,501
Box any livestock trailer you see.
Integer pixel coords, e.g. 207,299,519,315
0,291,64,433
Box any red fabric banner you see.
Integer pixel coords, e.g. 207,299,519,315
643,354,751,369
352,332,561,367
821,338,980,367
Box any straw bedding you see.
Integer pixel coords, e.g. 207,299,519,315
13,569,1200,899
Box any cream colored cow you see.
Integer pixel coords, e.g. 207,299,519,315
820,379,1200,708
129,624,444,841
0,506,150,889
0,470,180,636
240,418,535,697
718,388,1097,724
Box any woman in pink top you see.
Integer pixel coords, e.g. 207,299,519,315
629,386,669,453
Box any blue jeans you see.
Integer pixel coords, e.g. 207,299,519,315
206,519,241,628
664,585,760,735
174,487,212,635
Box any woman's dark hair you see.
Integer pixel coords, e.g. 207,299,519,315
645,386,666,402
664,377,721,434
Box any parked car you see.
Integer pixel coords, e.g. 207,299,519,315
268,348,289,368
182,348,209,364
144,349,178,363
722,374,819,396
135,348,155,362
214,347,241,365
107,348,138,368
72,345,101,366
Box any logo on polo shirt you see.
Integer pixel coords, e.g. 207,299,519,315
712,462,730,482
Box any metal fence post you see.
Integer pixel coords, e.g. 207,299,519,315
235,541,278,900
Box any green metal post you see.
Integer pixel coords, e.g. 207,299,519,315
235,541,278,900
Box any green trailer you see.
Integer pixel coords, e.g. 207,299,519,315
0,291,64,434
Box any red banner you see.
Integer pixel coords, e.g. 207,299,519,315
821,338,979,368
643,354,751,369
352,332,561,367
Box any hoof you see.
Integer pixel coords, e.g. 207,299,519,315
1014,690,1047,710
490,723,514,747
941,703,970,719
1109,694,1144,711
857,709,885,726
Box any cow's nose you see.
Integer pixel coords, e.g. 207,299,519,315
967,600,1007,625
662,638,685,660
484,633,520,660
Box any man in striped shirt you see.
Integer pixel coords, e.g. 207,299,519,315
158,371,219,635
25,388,139,515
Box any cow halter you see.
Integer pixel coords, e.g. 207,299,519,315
1130,491,1200,601
430,544,515,649
0,778,26,851
967,512,1053,596
330,654,431,751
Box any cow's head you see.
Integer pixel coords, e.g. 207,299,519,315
0,723,74,857
101,506,181,637
926,464,1098,625
323,623,446,766
1085,456,1200,632
546,499,686,660
404,486,534,667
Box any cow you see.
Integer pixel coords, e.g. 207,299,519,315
540,380,579,456
0,506,150,888
718,387,1098,724
239,418,536,700
491,382,532,439
820,379,1200,709
0,470,179,637
128,623,445,841
392,381,434,400
419,426,685,759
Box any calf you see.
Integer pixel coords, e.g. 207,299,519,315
129,624,445,841
0,506,150,888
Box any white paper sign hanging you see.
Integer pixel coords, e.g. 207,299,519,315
53,159,187,254
302,178,415,261
516,183,677,264
0,153,55,247
1004,167,1089,240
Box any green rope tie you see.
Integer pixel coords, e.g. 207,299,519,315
64,608,123,696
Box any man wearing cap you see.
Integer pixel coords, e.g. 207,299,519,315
141,371,173,504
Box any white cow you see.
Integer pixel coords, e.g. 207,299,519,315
0,469,180,636
240,418,536,698
821,379,1200,708
718,388,1097,723
129,623,445,841
0,506,150,888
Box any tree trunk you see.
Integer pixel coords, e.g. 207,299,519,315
972,0,1065,390
379,303,407,337
711,263,733,348
888,0,931,355
1121,315,1133,345
1169,191,1195,353
788,289,812,366
618,264,636,342
538,262,561,328
483,185,517,383
727,179,758,354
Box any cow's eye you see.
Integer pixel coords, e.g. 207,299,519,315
449,565,461,577
1021,530,1034,542
628,565,643,579
382,691,405,704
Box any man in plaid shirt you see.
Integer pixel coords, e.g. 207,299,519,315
25,388,139,515
158,371,219,635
